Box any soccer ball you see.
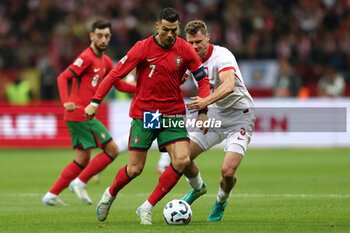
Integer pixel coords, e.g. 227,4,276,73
163,199,192,225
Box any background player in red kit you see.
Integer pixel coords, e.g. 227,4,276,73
42,20,136,206
85,8,210,224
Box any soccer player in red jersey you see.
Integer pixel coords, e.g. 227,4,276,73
85,8,210,224
42,20,136,206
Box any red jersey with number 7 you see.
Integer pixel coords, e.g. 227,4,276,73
93,34,209,119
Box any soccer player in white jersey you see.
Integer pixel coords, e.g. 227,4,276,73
181,20,256,222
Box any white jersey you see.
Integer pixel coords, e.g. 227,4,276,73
190,44,254,111
186,45,255,155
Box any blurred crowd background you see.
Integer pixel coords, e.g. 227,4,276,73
1,0,350,103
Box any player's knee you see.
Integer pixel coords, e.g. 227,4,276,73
107,148,119,158
171,156,190,172
76,158,89,167
221,165,237,178
104,142,119,158
177,156,191,169
127,165,143,178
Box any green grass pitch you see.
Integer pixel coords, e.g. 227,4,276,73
0,148,349,233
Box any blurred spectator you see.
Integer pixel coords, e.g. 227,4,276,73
37,54,58,100
1,0,350,99
273,58,302,97
317,65,345,97
5,76,32,104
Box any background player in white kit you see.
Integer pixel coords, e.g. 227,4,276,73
179,20,256,222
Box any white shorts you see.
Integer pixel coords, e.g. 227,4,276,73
189,108,255,156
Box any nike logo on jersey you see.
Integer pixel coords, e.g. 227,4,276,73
94,68,100,72
147,58,157,62
237,137,245,140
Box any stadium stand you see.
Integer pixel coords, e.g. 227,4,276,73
1,0,350,99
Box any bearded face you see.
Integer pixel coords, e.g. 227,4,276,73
90,28,111,53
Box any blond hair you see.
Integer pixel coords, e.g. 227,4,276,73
185,20,208,36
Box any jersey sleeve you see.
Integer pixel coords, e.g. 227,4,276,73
92,42,143,103
216,48,236,73
113,80,136,93
58,52,90,103
67,53,91,77
57,69,74,103
106,55,136,94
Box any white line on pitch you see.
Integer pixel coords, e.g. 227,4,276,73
4,193,350,198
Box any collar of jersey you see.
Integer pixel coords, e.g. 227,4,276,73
89,47,102,60
153,33,176,49
202,44,214,63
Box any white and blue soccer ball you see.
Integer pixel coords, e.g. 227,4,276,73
163,199,192,225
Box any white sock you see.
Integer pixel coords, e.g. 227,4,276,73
44,192,58,199
107,187,114,197
116,134,129,154
216,186,232,204
186,172,204,191
140,200,154,210
157,152,170,167
74,178,86,187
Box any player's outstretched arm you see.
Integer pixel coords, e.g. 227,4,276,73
113,79,136,94
91,43,140,107
84,71,116,120
188,69,235,113
186,75,210,113
187,65,211,113
205,69,235,104
85,63,130,120
187,96,207,113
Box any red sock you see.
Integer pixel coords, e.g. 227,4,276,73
49,161,83,195
109,165,132,196
148,164,181,206
78,152,113,183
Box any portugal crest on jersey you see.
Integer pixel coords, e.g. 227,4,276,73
134,136,139,145
175,55,183,68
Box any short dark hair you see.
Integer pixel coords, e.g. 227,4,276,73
91,20,112,33
158,7,180,23
185,20,208,36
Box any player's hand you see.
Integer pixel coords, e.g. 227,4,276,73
84,104,98,120
63,102,80,112
196,113,209,135
186,96,208,113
